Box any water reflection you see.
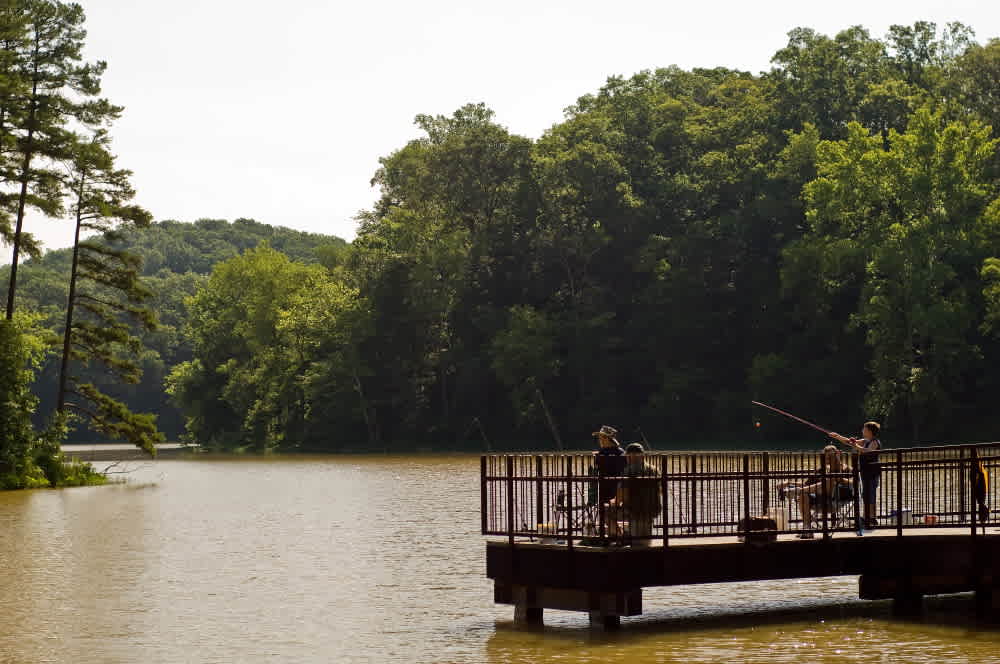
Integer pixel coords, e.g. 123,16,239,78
486,594,1000,664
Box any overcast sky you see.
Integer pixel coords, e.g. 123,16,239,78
9,0,1000,258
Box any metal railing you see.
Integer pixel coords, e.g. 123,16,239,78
481,443,1000,546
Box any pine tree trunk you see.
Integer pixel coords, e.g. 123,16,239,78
4,61,38,321
56,174,85,412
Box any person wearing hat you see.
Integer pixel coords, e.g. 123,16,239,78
592,425,626,507
607,443,661,546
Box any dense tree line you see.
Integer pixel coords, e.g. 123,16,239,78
8,19,1000,455
163,22,1000,451
2,217,345,441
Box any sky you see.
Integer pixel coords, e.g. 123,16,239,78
8,0,1000,258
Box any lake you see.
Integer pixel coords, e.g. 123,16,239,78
1,454,998,662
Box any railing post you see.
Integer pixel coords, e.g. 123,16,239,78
535,456,544,534
820,451,829,539
506,456,515,548
481,455,488,535
896,449,903,537
597,455,607,542
661,454,669,548
959,446,967,523
852,452,862,534
762,452,770,515
565,455,574,551
742,454,750,544
971,446,979,538
688,454,697,534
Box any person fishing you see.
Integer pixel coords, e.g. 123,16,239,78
751,402,880,532
592,425,626,504
829,422,881,530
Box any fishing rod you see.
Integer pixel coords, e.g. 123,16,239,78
751,401,835,437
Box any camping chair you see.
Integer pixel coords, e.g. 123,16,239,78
776,480,856,533
825,482,856,530
554,486,600,542
554,467,614,543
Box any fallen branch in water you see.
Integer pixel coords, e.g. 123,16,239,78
100,460,152,474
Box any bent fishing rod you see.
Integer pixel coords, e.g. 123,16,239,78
753,401,868,536
751,401,836,437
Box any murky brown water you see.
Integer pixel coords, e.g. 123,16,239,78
0,455,998,663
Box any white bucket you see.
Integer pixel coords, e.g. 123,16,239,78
768,507,789,532
537,522,558,545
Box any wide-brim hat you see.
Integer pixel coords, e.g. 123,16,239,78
592,425,618,439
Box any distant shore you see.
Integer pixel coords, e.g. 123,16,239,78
61,443,197,462
60,440,853,460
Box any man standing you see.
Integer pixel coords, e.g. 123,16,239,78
593,425,626,505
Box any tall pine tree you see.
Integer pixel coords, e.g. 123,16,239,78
0,0,30,247
5,0,120,320
57,130,161,455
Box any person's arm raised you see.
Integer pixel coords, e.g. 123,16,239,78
830,432,862,450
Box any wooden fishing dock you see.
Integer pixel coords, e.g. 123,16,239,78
481,444,999,628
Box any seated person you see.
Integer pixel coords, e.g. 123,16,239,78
606,443,661,546
777,445,853,539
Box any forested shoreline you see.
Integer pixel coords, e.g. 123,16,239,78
3,218,345,441
5,18,1000,460
166,21,999,451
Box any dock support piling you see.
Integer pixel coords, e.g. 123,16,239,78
514,605,544,626
892,592,924,617
975,587,1000,621
589,612,621,630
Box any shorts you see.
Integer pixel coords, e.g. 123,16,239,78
861,471,880,505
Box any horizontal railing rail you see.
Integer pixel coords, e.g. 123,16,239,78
481,443,999,547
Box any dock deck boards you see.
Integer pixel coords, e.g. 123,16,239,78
494,525,1000,549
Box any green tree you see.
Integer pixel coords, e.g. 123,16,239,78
56,129,161,455
802,108,999,437
5,0,120,320
0,0,30,247
948,38,1000,134
490,305,560,425
352,103,536,443
167,246,323,450
0,314,45,486
769,26,887,139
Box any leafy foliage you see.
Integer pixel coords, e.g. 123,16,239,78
167,21,1000,449
0,314,44,481
3,218,343,441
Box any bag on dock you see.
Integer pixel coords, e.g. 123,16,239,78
738,516,778,543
